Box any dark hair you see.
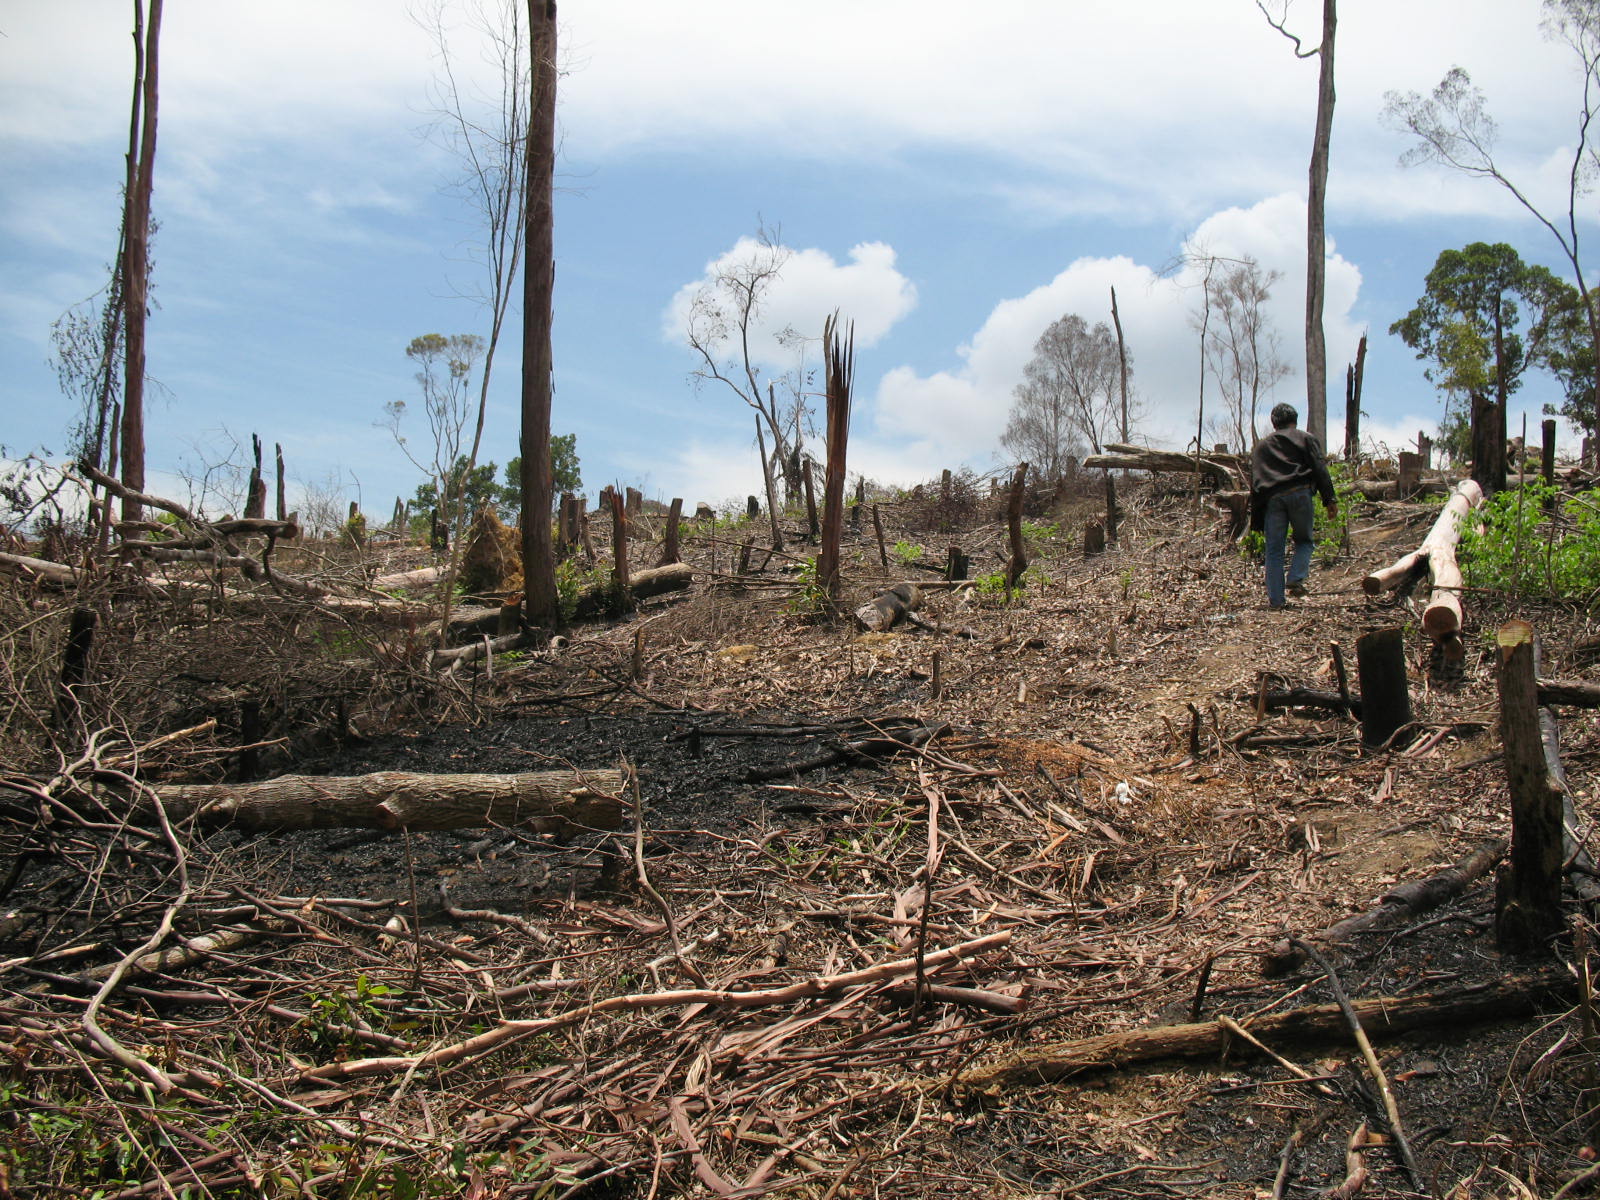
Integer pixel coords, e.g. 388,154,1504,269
1270,403,1298,430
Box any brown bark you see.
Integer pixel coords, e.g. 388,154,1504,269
1004,462,1029,590
120,0,163,523
573,563,692,618
519,0,559,625
1538,678,1600,708
609,489,632,613
1304,0,1335,446
149,769,623,834
1496,620,1566,955
657,497,683,566
958,968,1570,1092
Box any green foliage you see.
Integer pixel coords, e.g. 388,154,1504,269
1312,461,1361,564
555,558,606,621
787,556,829,616
1237,530,1266,560
503,432,582,516
970,566,1048,605
891,539,923,565
299,974,400,1058
1461,481,1600,599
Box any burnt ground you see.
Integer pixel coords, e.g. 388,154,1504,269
4,480,1600,1199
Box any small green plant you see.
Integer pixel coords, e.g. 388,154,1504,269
891,539,924,566
787,556,830,616
1461,481,1600,599
300,974,401,1056
1312,461,1360,565
1021,519,1059,551
555,558,606,620
971,567,1045,605
1237,529,1266,560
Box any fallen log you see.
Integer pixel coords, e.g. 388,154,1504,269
957,966,1570,1093
1362,479,1483,653
0,550,82,587
1260,686,1361,718
1261,838,1505,975
370,565,444,591
855,582,923,632
572,562,693,617
1539,678,1600,708
146,769,623,833
1085,444,1241,490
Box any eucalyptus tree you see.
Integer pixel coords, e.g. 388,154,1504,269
1384,0,1600,455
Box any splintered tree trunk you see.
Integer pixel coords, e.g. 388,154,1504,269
148,770,624,833
1004,462,1029,590
610,489,633,613
817,317,854,601
1494,620,1565,956
658,497,683,566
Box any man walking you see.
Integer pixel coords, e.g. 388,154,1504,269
1250,402,1337,610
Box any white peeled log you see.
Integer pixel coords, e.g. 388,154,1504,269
1361,479,1484,651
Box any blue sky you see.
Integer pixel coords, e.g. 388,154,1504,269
1,0,1593,523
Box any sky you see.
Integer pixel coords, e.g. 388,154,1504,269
1,0,1595,524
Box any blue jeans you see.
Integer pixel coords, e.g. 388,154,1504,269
1263,487,1315,606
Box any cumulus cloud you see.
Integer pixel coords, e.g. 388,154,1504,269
853,194,1365,483
663,235,917,366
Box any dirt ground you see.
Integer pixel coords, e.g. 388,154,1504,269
4,478,1600,1199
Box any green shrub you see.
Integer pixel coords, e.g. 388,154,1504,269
1461,481,1600,599
891,540,923,565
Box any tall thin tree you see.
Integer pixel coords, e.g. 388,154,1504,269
1260,0,1336,447
519,0,559,624
120,0,163,523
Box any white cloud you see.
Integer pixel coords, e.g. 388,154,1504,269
853,195,1366,482
663,235,917,367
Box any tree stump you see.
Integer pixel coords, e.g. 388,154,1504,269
1494,620,1565,956
1356,627,1411,748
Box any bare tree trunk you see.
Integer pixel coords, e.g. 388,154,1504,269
754,415,784,552
275,442,287,521
1004,462,1029,591
120,0,163,524
519,0,558,624
1110,285,1130,445
1304,0,1336,447
1343,333,1365,461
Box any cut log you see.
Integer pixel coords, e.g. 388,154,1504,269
1261,838,1505,974
572,562,693,618
370,565,444,591
855,583,923,632
148,769,624,833
1496,620,1565,955
1363,479,1484,652
1085,444,1241,490
1538,678,1600,708
957,968,1571,1092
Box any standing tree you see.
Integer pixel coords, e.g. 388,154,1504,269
501,432,582,519
682,226,808,511
1203,258,1292,450
1384,0,1600,459
1259,0,1336,447
417,0,531,537
1001,313,1123,478
519,0,559,625
383,333,487,542
119,0,164,524
1390,243,1574,490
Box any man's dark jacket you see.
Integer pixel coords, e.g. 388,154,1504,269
1249,426,1336,531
